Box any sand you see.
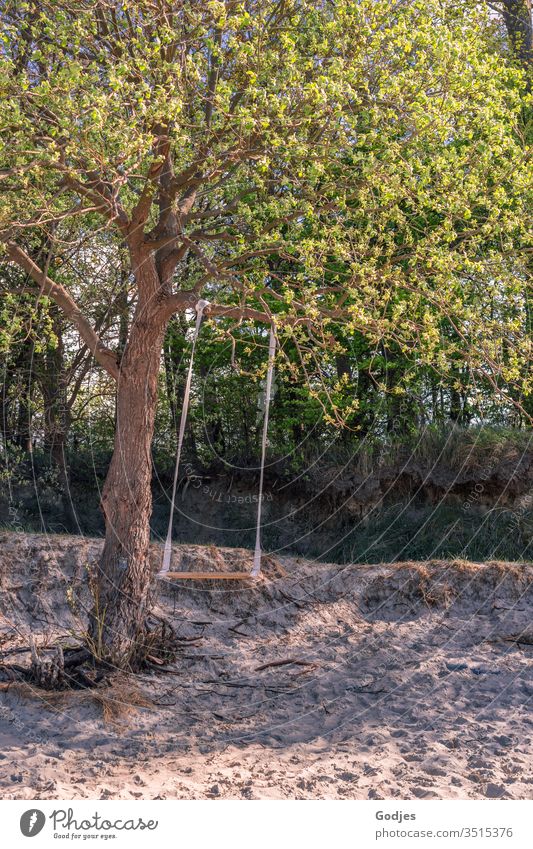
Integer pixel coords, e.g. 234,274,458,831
0,532,532,800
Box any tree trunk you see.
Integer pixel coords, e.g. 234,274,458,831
91,256,168,669
14,374,33,453
39,306,77,529
12,338,34,453
501,0,532,72
449,386,462,423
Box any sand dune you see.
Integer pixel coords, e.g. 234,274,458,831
0,533,532,800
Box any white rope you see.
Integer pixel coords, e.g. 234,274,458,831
252,322,276,577
159,299,209,575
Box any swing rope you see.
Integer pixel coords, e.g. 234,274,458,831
159,299,209,575
252,321,276,577
159,304,276,580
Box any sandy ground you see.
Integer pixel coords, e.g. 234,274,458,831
0,532,532,800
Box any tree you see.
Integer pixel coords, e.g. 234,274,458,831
0,0,531,669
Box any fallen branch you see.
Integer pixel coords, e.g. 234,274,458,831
228,619,251,636
254,657,317,672
278,590,306,609
500,633,533,646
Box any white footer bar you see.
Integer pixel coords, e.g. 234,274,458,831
1,799,531,848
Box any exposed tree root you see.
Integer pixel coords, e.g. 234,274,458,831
0,615,180,690
0,637,105,690
139,612,178,670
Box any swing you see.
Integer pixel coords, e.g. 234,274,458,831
158,302,276,581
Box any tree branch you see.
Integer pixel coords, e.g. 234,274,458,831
129,134,171,245
5,242,119,381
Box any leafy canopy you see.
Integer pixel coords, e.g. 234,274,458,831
0,0,531,412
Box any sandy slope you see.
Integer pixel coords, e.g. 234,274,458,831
0,532,532,800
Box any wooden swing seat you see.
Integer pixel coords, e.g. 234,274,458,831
159,571,254,581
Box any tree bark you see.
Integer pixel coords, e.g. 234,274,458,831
91,255,168,668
